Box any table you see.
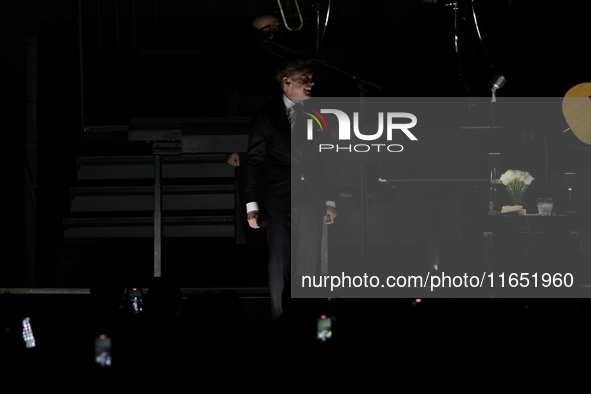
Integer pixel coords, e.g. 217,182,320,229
482,213,587,297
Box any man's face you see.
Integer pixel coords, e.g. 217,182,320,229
283,69,314,103
253,15,281,31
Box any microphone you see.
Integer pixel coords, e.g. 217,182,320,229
491,74,506,92
491,74,506,102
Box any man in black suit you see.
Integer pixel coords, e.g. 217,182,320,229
242,57,337,321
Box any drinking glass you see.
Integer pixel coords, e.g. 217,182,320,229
537,198,553,216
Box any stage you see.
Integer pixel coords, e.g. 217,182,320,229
4,1,591,380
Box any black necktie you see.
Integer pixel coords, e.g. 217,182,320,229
292,103,305,134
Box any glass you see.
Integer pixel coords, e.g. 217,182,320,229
537,197,553,216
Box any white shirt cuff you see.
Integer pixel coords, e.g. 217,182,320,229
246,202,259,213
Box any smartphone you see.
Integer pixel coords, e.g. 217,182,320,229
316,314,334,343
316,298,337,344
22,317,36,349
127,287,144,314
94,334,112,367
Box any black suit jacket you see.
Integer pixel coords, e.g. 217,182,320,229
242,94,337,219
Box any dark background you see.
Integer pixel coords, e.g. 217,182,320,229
3,0,591,290
3,1,591,375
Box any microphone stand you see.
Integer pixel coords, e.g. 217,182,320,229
305,56,383,270
488,75,505,215
312,58,383,271
488,153,500,215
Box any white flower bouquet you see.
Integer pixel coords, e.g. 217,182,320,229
499,169,534,206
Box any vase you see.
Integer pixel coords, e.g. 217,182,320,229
506,186,527,206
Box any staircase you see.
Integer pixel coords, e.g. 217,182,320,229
50,6,272,289
56,127,263,289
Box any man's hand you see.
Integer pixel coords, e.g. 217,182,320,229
323,205,337,225
247,210,261,229
227,152,240,167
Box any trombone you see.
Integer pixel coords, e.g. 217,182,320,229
277,0,304,31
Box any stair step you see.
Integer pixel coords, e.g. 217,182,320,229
70,184,235,195
58,236,237,249
63,215,236,239
74,177,234,187
75,154,233,180
63,215,235,225
69,184,235,212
